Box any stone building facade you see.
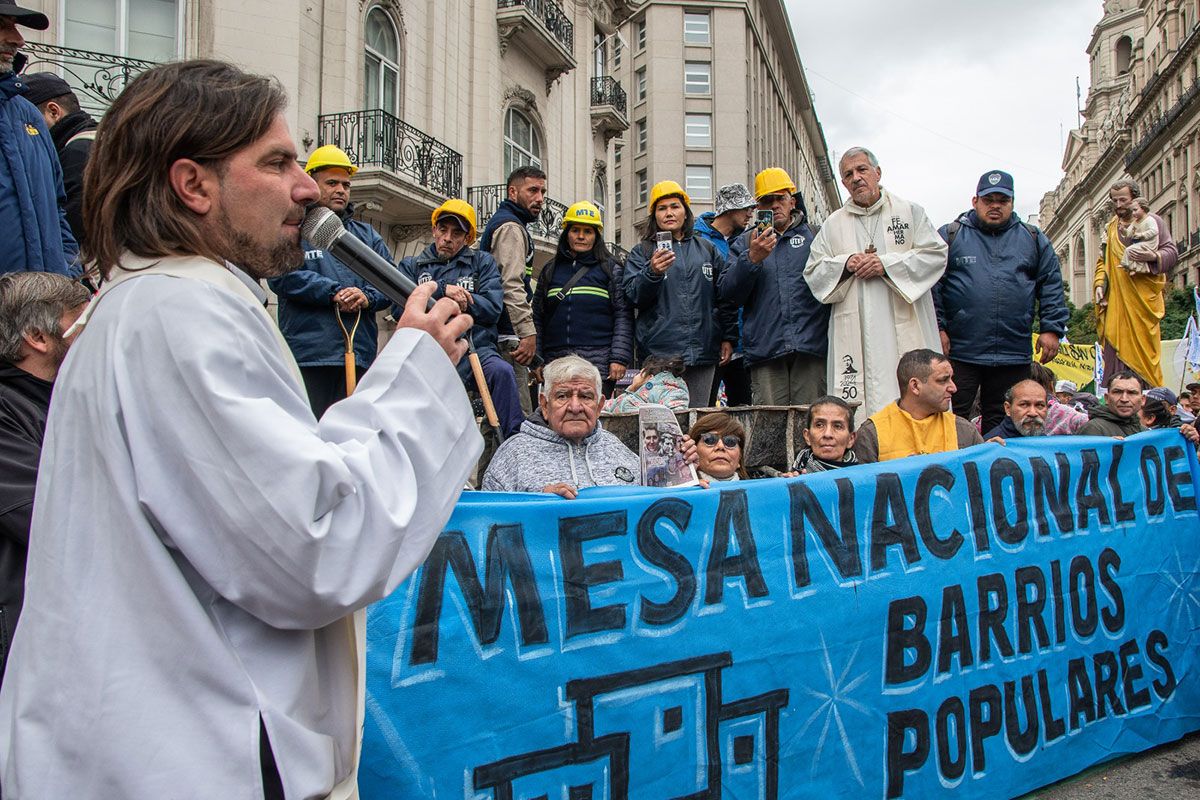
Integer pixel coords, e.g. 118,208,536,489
607,0,840,248
20,0,836,272
1040,0,1200,305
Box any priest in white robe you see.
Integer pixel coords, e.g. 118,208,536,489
0,61,481,800
805,147,948,419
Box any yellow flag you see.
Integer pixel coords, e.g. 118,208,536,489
1034,335,1096,387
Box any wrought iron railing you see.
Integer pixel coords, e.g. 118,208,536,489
20,42,157,118
608,243,629,263
318,109,462,198
1191,229,1200,248
497,0,574,52
590,76,627,117
1126,77,1200,167
467,183,568,239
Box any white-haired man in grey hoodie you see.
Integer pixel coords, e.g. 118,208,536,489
483,355,699,497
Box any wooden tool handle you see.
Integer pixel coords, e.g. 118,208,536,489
468,351,501,430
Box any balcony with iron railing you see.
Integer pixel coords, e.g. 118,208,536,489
20,42,157,118
467,184,569,241
318,109,462,201
1126,76,1200,168
590,76,629,140
496,0,576,88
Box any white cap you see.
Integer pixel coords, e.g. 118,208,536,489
1055,380,1078,393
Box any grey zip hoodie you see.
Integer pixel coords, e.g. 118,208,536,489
481,411,641,492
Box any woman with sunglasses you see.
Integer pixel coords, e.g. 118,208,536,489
687,412,747,482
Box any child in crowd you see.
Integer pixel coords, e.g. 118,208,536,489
604,355,690,412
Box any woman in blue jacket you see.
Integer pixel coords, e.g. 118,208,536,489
533,201,632,395
622,181,736,406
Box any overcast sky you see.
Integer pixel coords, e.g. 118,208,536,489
787,0,1101,225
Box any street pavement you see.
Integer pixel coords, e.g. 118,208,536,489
1021,731,1200,798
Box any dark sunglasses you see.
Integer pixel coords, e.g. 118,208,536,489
700,433,741,448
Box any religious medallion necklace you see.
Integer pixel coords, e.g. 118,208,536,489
857,214,883,253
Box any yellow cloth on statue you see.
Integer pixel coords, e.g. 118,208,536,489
1094,218,1165,386
870,402,959,462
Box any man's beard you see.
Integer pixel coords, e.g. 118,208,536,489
217,207,303,280
1018,418,1047,437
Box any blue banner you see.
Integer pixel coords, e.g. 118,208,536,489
360,432,1200,799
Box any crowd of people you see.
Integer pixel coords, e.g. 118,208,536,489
0,10,1198,792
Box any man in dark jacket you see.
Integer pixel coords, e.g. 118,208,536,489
933,170,1067,433
1077,371,1144,437
479,166,545,415
721,167,829,405
0,7,78,274
268,144,392,417
0,271,90,685
21,72,95,245
399,199,525,438
983,379,1048,440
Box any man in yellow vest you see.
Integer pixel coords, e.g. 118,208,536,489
852,348,983,463
1094,178,1178,387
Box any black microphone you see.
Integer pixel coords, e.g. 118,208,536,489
300,206,431,310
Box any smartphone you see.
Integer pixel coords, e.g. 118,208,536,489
756,209,775,233
655,231,673,252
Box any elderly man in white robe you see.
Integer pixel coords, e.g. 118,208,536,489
0,61,481,800
805,147,948,418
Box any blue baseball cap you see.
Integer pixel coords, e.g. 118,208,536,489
976,170,1014,198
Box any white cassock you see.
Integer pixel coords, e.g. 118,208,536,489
0,254,482,799
804,188,947,418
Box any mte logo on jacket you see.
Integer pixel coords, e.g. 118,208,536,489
417,272,434,284
456,276,475,291
955,255,978,266
887,216,909,246
304,249,322,260
702,263,713,280
789,236,806,248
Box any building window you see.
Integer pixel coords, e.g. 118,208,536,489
684,62,711,95
614,144,622,166
636,68,647,102
636,118,647,153
615,229,622,246
594,174,607,214
683,12,710,45
1115,35,1133,75
615,179,622,212
637,170,648,206
64,0,181,61
364,6,401,116
613,36,622,69
685,165,712,200
593,31,607,77
504,107,542,176
685,114,711,147
636,19,647,50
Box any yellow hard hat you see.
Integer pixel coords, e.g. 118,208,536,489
431,198,478,244
305,144,357,176
648,180,690,213
562,201,604,232
754,167,796,199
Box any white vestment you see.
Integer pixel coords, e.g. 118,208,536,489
805,189,947,418
0,254,482,799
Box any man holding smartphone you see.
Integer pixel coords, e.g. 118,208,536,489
720,167,829,405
